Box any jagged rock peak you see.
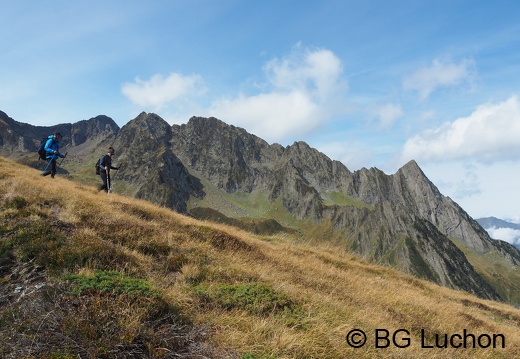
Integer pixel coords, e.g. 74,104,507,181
73,115,119,133
184,116,256,139
79,114,116,125
396,159,423,176
68,115,119,146
286,141,329,158
91,115,118,129
133,112,169,126
395,159,442,197
124,112,172,141
187,116,230,128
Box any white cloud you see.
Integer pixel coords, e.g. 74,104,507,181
372,103,403,129
209,45,348,142
209,91,320,141
121,45,348,143
485,227,520,246
264,45,344,99
121,73,207,109
401,96,520,163
509,217,520,225
403,58,475,99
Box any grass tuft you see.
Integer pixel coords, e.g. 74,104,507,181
64,270,158,298
195,282,294,315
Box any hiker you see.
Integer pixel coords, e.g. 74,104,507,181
98,146,120,193
42,132,66,178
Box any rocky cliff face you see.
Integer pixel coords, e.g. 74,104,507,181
172,116,285,193
68,115,119,147
0,111,119,160
166,115,518,301
2,110,520,303
113,112,203,213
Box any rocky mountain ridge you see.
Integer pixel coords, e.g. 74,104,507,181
0,110,118,151
477,217,520,231
2,110,520,304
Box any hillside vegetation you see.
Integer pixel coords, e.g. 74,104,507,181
4,112,520,304
2,156,520,358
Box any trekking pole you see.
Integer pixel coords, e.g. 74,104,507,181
107,170,111,194
57,152,68,166
112,163,122,182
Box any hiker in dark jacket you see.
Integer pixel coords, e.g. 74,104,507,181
42,132,66,178
98,146,120,193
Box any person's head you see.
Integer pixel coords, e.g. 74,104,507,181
107,147,115,157
53,132,62,140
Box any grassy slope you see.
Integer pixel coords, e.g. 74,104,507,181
452,237,520,304
2,156,520,358
184,166,520,307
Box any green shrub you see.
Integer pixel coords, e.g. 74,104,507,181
64,270,158,298
196,282,293,315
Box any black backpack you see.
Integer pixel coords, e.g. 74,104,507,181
95,155,105,175
37,137,51,161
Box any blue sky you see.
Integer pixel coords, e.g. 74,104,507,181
2,0,520,232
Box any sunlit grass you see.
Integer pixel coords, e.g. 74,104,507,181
1,156,520,358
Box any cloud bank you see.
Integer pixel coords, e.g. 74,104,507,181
401,96,520,163
486,227,520,246
209,45,348,142
121,45,348,143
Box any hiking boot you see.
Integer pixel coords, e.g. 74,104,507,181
41,170,51,176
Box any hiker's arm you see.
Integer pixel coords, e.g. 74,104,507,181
44,139,54,155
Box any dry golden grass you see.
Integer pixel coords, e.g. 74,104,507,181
1,156,520,358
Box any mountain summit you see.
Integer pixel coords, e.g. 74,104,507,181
2,111,520,304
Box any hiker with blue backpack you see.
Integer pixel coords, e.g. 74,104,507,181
97,146,120,193
41,132,66,178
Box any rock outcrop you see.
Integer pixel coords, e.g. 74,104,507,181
113,112,203,213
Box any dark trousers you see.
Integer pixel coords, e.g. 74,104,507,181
98,171,111,192
42,159,57,177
